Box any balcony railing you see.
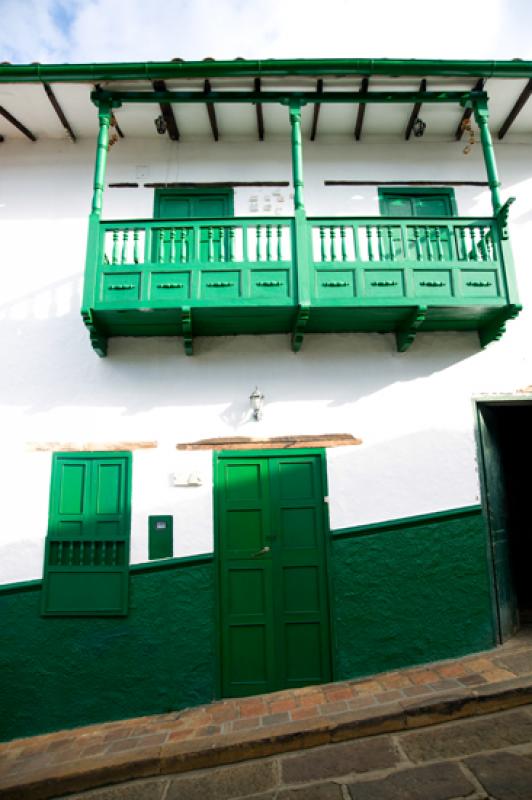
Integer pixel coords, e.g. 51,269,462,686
82,212,520,356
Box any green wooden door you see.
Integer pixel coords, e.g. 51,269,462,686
155,187,234,219
217,452,331,697
154,187,234,263
42,452,131,616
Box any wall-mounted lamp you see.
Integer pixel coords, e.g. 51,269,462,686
154,114,167,135
413,118,427,138
250,387,265,421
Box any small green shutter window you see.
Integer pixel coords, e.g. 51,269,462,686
42,452,132,616
378,188,457,217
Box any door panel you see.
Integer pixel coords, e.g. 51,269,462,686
218,453,331,697
478,407,519,640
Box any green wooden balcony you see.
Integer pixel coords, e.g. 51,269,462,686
81,211,520,356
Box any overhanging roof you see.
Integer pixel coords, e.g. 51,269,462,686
1,58,532,143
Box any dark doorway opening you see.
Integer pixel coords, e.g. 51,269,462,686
477,400,532,642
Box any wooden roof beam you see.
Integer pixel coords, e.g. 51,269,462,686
310,78,323,141
42,82,76,142
455,78,485,140
204,79,219,141
254,77,264,140
354,76,369,140
0,105,36,141
153,79,180,140
405,79,427,140
498,78,532,139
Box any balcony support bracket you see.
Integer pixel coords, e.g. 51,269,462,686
291,304,310,352
396,306,427,353
182,307,193,356
496,196,515,240
82,309,108,358
478,304,522,348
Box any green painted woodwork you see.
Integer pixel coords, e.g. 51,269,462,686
289,103,305,212
154,187,234,219
148,515,173,560
332,506,496,681
4,59,532,83
470,99,502,214
378,188,457,217
93,89,488,108
82,211,520,354
91,104,112,216
215,451,331,697
0,557,215,742
42,452,131,616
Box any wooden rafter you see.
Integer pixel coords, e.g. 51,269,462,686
43,82,76,142
405,79,427,140
254,77,264,140
498,78,532,139
455,78,485,140
310,79,323,141
153,79,180,140
0,105,36,141
354,76,369,140
204,79,219,141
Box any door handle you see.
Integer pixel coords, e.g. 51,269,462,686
253,546,270,557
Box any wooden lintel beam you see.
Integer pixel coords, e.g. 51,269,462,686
254,77,264,140
310,78,323,141
153,79,179,140
204,79,219,141
405,79,427,140
0,105,36,141
498,78,532,139
354,76,369,140
455,78,485,140
42,82,76,142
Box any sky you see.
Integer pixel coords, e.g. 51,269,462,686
1,0,532,64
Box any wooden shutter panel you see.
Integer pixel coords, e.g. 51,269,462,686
42,452,132,616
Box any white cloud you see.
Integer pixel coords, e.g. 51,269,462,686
1,0,531,64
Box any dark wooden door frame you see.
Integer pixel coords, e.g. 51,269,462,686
213,448,334,699
473,395,532,643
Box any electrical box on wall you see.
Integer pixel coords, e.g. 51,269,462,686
148,515,173,560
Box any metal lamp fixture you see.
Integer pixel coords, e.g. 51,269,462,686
154,114,167,135
250,387,264,420
413,117,427,138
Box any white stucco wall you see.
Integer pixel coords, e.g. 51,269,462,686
1,134,532,583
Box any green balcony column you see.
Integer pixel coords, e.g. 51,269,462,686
91,102,112,216
473,100,502,215
289,101,305,213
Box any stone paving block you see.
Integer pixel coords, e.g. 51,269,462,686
495,650,532,675
63,778,168,800
346,761,475,800
165,759,277,800
281,736,399,783
276,783,344,799
465,751,532,799
400,708,532,762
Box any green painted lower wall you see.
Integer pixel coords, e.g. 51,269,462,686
331,507,496,680
0,558,215,742
0,506,496,742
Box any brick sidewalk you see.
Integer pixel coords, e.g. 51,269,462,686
2,628,532,799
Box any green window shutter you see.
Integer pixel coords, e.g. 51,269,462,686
42,452,132,616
